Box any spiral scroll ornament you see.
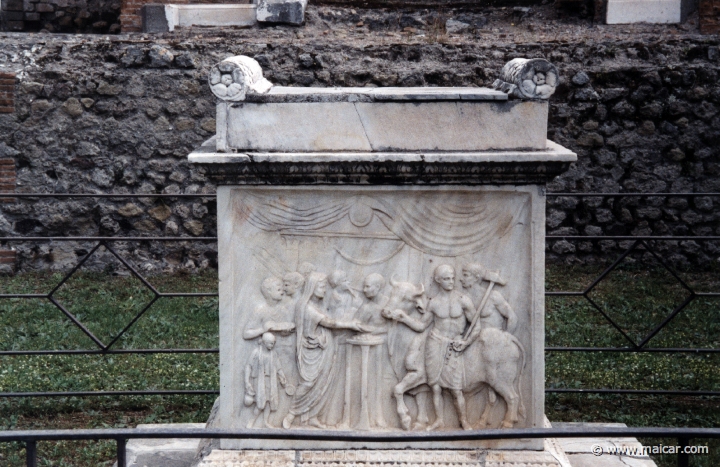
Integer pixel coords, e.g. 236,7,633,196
493,58,559,100
209,55,273,102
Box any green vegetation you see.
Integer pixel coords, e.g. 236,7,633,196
0,264,718,466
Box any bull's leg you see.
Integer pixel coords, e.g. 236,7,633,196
491,365,520,429
450,389,471,430
394,371,425,431
426,384,445,431
478,387,495,427
412,391,430,430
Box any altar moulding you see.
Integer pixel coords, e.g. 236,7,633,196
188,55,577,453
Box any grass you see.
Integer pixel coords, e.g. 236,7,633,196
0,260,718,466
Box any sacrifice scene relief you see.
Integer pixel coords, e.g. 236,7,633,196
232,191,534,432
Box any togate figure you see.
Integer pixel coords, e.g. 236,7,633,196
282,272,370,429
382,266,526,431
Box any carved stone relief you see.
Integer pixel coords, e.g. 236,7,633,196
218,186,545,448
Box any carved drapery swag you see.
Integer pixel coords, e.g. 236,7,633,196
235,193,527,257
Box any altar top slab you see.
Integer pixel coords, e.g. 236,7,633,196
189,138,576,164
242,86,509,103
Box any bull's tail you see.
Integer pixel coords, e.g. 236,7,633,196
508,334,526,419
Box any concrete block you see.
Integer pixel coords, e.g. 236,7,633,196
142,4,258,32
115,423,206,467
256,0,307,25
606,0,696,23
165,4,256,31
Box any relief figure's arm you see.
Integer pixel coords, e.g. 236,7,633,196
319,316,370,333
243,318,267,340
495,293,518,333
397,311,432,333
244,360,255,396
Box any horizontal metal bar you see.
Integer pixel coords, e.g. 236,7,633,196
545,292,584,296
8,193,216,198
0,426,718,443
547,193,720,197
158,292,218,297
0,237,217,241
0,390,219,398
0,349,219,355
547,388,720,396
2,386,718,399
546,236,720,240
0,293,217,299
6,193,720,199
546,347,720,353
1,347,716,356
2,236,719,243
0,294,48,298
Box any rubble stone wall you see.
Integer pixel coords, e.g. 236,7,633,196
0,28,718,274
1,0,120,32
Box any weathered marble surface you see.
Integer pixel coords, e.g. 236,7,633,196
219,99,547,152
605,0,693,24
216,185,546,450
114,423,205,467
190,138,576,165
241,86,509,103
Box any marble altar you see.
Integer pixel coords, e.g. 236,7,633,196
188,55,576,455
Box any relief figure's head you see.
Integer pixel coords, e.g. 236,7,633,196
460,263,486,289
309,272,328,300
363,273,386,300
282,272,305,298
434,264,456,292
328,270,350,291
261,276,284,303
261,332,276,350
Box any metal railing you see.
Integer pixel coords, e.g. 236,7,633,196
0,426,718,467
0,192,718,398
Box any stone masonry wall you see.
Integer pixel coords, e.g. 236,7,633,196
0,17,718,274
0,0,120,33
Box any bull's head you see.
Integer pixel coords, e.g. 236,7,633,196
383,275,426,319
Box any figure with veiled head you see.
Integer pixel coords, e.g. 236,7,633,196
282,272,370,429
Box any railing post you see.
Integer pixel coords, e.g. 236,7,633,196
25,440,37,467
117,438,127,467
677,437,690,467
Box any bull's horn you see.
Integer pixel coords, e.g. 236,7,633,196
416,283,425,295
390,275,400,288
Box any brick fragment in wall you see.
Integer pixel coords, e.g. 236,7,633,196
0,73,15,114
0,158,16,203
0,249,16,269
700,0,720,33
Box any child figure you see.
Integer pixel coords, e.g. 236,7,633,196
244,332,294,428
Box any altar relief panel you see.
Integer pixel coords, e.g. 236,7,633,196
217,186,545,448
